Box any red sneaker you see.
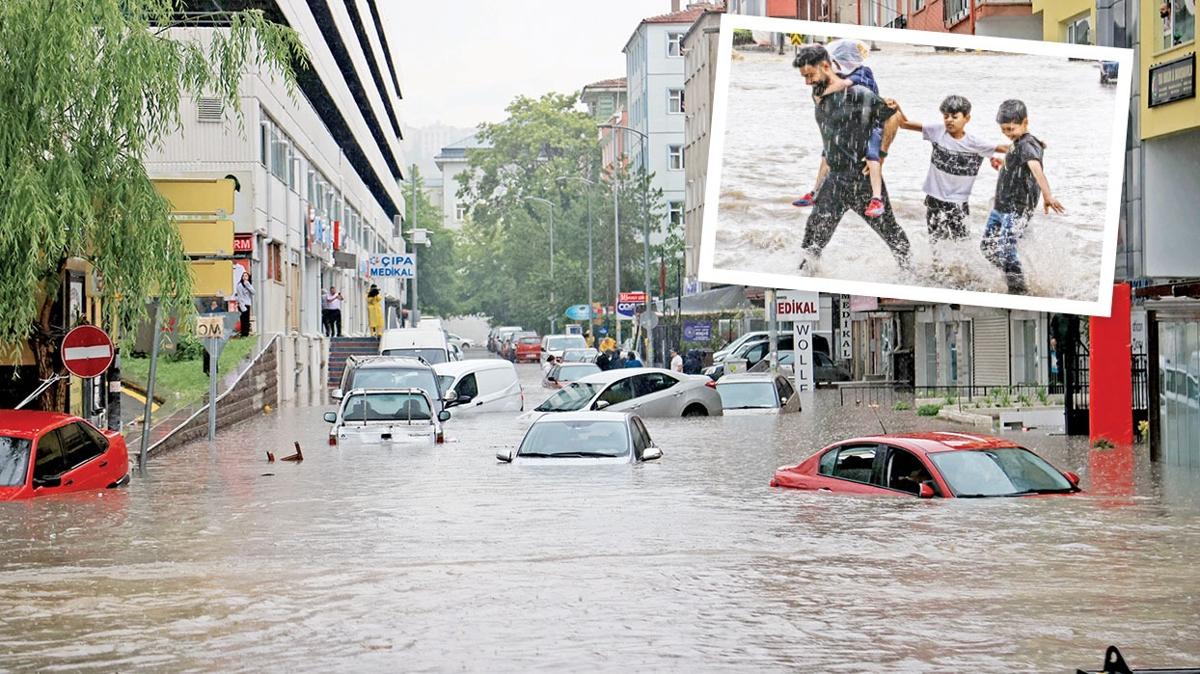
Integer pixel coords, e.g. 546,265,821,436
792,192,815,207
865,197,885,218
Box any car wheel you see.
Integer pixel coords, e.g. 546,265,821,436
682,404,708,417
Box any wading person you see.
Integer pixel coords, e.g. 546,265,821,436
792,45,912,275
367,284,383,337
235,271,254,337
981,99,1064,295
890,95,1009,253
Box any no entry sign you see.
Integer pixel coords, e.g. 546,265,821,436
61,325,114,378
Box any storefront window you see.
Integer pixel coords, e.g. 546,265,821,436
1158,318,1200,469
1161,0,1196,50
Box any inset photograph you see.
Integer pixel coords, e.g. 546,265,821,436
700,16,1133,316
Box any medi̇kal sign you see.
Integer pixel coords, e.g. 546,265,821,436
368,254,417,278
775,291,820,321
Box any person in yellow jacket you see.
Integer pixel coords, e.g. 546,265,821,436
598,335,617,353
367,284,383,336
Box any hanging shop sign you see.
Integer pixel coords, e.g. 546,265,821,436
1149,54,1195,107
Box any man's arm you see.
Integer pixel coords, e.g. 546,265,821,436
1027,160,1064,214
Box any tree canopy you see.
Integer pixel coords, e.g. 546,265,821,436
0,0,305,359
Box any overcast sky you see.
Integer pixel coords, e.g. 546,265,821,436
380,2,675,128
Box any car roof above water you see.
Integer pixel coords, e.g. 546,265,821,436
0,410,76,438
835,431,1022,455
433,359,517,377
351,355,433,370
717,373,780,384
529,411,632,425
576,367,679,385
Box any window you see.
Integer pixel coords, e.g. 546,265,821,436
775,376,795,401
668,201,684,227
944,0,969,25
1066,13,1091,45
633,373,677,397
0,436,32,487
454,373,479,401
455,202,467,222
830,445,878,484
1161,0,1195,50
668,89,685,114
631,417,652,457
667,32,683,57
815,351,833,368
668,145,684,171
33,430,66,481
818,448,838,476
59,422,104,470
260,123,269,165
883,447,933,495
597,379,636,407
912,0,924,10
268,242,283,283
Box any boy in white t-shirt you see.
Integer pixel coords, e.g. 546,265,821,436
888,95,1009,242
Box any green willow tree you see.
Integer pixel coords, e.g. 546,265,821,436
456,92,665,334
0,1,305,407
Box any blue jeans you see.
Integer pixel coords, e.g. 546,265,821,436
980,210,1031,294
865,125,883,162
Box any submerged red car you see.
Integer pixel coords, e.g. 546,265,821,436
0,410,131,501
770,432,1081,498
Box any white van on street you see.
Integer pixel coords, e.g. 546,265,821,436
433,359,524,415
379,328,452,364
541,334,588,359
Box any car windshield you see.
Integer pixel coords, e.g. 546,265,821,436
718,382,778,409
535,383,601,412
518,420,630,458
929,448,1073,497
352,367,440,397
342,392,433,422
0,436,31,487
381,348,447,364
557,364,601,382
562,349,597,362
547,336,587,351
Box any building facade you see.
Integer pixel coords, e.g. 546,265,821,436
1032,0,1094,44
433,133,491,232
144,0,409,403
580,77,628,122
682,7,725,292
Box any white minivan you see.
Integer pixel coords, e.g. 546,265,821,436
379,328,452,364
541,334,589,359
433,359,524,415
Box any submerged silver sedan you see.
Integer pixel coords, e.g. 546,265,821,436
496,412,663,465
716,373,802,414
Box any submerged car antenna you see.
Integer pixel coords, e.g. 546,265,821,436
868,403,888,435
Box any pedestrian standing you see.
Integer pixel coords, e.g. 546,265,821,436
367,284,383,337
670,349,684,372
325,286,343,337
321,291,332,336
624,351,643,368
235,272,254,337
596,350,611,371
609,349,625,370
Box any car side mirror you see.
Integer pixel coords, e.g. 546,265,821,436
1063,471,1081,488
641,446,663,461
438,410,451,422
323,412,337,423
496,450,513,463
442,389,458,403
917,481,937,499
593,400,611,411
33,475,62,489
546,376,557,383
331,389,344,401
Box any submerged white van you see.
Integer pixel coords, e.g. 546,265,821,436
379,328,451,364
433,359,524,415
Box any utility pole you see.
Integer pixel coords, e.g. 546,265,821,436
409,163,419,327
613,171,621,346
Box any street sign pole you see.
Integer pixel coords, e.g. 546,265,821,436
138,303,162,474
207,338,220,441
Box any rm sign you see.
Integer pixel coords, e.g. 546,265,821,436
196,315,225,339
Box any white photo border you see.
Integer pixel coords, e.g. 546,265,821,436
698,14,1135,318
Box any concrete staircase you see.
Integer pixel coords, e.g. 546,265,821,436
327,336,380,389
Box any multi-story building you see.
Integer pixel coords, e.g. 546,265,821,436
433,132,491,231
624,4,720,244
1033,0,1094,44
580,77,628,122
904,0,1038,39
144,0,409,402
682,5,725,292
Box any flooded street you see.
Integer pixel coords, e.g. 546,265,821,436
3,355,1199,672
714,45,1117,302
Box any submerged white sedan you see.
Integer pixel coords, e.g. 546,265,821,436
716,373,802,414
496,412,662,465
323,388,451,447
521,368,724,420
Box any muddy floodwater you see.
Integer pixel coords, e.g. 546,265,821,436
714,46,1118,302
3,357,1199,672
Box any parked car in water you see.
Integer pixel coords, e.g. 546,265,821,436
541,334,589,359
746,350,851,384
514,334,543,363
561,348,599,364
489,326,524,353
446,333,474,350
496,412,662,465
713,331,770,362
770,432,1082,498
716,373,801,414
434,359,524,415
335,355,449,411
542,362,602,389
0,411,130,501
379,328,452,364
522,368,723,420
324,388,450,447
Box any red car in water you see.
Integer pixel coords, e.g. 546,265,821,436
0,410,131,501
770,432,1081,498
514,334,543,363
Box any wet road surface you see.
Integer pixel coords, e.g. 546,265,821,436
2,354,1198,672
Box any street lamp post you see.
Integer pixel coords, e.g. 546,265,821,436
599,123,652,365
555,175,595,332
523,196,556,334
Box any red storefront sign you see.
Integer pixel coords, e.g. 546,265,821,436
233,233,253,255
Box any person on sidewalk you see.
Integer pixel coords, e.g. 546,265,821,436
321,291,333,337
624,351,644,368
325,286,343,337
235,272,254,337
670,349,684,372
367,285,383,337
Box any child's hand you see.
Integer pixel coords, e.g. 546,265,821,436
1043,196,1065,214
990,157,1003,171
